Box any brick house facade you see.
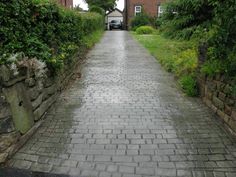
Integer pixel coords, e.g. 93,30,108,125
124,0,167,29
57,0,73,8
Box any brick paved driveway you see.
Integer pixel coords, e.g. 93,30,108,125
9,31,236,177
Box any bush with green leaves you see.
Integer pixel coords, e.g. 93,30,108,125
136,26,154,35
0,0,104,72
160,0,214,40
174,49,198,77
200,59,224,76
160,0,236,77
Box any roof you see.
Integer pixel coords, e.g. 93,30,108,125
106,8,123,16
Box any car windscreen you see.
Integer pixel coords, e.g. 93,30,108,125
110,20,119,23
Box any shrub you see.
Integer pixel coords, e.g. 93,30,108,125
136,26,154,35
200,59,224,76
0,0,104,72
154,18,162,28
89,6,105,16
131,13,151,30
178,75,198,96
174,49,198,76
160,0,214,40
160,0,236,77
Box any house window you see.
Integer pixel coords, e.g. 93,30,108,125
158,5,164,17
135,6,142,16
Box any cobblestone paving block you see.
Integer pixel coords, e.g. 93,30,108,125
12,160,32,170
61,160,78,167
136,167,155,175
30,162,52,173
69,168,81,176
119,166,134,174
99,171,112,177
50,166,70,174
81,169,99,177
155,168,177,176
107,165,118,172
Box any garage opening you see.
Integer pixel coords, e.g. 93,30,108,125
106,8,124,30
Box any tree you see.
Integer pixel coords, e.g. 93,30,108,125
84,0,116,12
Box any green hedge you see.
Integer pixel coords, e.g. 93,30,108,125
0,0,104,71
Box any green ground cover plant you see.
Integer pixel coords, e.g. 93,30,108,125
0,0,104,72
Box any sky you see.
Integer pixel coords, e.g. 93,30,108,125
74,0,124,11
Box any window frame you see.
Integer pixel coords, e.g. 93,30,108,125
158,5,164,17
135,5,142,16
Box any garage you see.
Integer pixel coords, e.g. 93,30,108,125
105,8,124,30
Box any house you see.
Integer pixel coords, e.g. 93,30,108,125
124,0,167,29
105,8,123,30
57,0,73,8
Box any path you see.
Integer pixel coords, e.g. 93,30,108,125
8,31,236,177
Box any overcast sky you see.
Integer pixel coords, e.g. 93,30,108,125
74,0,124,11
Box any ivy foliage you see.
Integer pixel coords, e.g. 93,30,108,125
0,0,104,71
161,0,236,76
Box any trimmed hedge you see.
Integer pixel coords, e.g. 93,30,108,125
0,0,104,71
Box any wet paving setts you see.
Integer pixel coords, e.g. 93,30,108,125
7,31,236,177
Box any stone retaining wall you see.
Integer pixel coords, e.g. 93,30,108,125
198,74,236,134
0,58,80,163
